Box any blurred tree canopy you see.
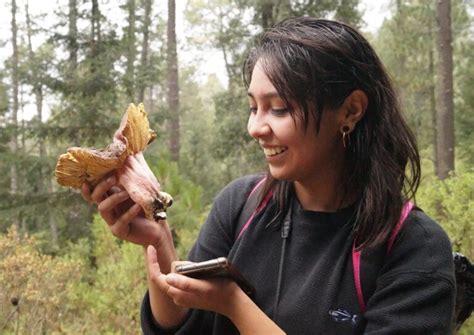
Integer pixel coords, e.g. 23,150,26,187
0,0,472,333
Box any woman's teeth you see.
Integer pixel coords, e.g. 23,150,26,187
263,146,287,157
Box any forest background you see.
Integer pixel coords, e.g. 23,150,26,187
0,0,473,334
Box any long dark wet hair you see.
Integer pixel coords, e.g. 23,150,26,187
243,17,420,249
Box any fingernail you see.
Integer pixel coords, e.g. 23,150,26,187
107,176,116,184
118,191,129,198
165,273,178,285
158,274,167,281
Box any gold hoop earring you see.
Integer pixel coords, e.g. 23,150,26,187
341,125,351,148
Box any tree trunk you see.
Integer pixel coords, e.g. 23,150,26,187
69,0,79,146
216,8,234,85
26,0,59,245
90,0,102,47
435,0,455,179
89,0,102,82
149,85,155,115
138,0,152,103
260,2,274,29
91,0,101,43
126,0,136,102
428,21,438,175
25,0,44,158
68,0,77,74
167,0,180,162
20,88,25,151
10,0,20,229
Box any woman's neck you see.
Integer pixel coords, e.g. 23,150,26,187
293,164,352,212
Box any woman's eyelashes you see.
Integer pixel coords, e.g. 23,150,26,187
271,108,290,116
248,106,289,116
248,106,257,114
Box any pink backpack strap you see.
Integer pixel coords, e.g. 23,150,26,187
387,202,414,254
352,201,414,313
352,246,365,312
236,178,272,240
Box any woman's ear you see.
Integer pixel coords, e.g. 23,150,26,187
339,90,368,130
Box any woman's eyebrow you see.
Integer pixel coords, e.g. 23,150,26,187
247,91,281,99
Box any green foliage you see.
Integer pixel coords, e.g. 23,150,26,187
455,37,474,165
0,227,83,334
457,312,474,335
417,170,474,259
416,161,474,334
145,150,209,258
62,215,146,334
48,31,123,147
374,0,473,169
179,71,226,202
212,89,265,181
238,0,363,28
0,216,148,334
374,2,436,149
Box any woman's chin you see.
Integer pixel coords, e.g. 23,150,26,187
268,167,292,181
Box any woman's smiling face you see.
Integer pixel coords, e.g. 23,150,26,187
247,60,343,183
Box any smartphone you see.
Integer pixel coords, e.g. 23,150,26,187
175,257,255,296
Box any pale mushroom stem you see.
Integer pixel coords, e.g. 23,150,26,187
117,152,173,221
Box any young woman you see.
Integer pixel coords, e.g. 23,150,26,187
83,17,455,334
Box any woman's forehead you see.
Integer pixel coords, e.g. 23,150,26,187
247,61,279,98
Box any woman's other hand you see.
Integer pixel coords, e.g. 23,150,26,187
152,254,285,334
146,245,190,328
163,267,242,318
146,244,238,321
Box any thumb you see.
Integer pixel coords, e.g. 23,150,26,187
81,183,92,203
146,245,162,277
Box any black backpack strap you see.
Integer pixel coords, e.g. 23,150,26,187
453,252,474,330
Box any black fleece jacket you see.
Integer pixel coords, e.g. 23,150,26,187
141,175,456,334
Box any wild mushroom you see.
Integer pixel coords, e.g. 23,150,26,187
55,103,173,221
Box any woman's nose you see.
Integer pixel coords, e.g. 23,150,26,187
247,112,271,139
